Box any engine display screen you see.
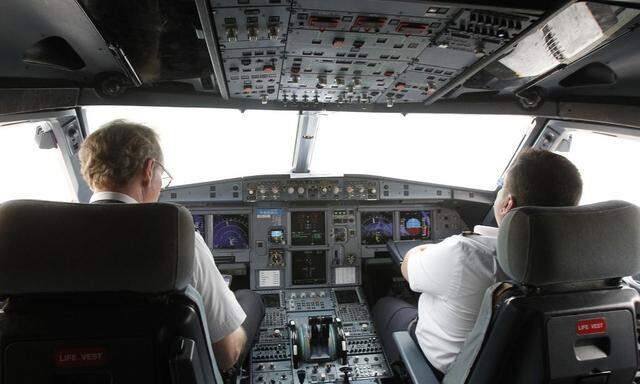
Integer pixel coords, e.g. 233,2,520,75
192,214,206,235
361,211,394,245
400,210,432,240
261,293,281,308
212,214,250,249
290,211,326,246
334,289,359,304
291,250,327,285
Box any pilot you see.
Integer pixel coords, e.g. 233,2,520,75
372,149,583,378
79,119,265,373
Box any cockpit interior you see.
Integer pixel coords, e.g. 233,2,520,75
2,0,640,383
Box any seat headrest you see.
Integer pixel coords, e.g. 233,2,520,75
0,200,195,295
498,200,640,286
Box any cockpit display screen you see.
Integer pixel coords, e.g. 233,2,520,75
290,211,326,246
400,210,431,240
192,214,206,235
261,293,281,308
212,214,250,249
334,289,359,304
291,250,327,285
360,211,394,245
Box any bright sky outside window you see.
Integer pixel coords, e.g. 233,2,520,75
0,121,75,203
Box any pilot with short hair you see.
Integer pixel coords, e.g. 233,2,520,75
79,119,264,373
373,149,583,378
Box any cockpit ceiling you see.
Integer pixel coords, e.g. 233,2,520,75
1,0,640,111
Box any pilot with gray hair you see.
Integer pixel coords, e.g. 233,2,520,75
79,119,264,373
373,149,583,379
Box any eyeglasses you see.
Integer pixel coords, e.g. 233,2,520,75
154,160,173,190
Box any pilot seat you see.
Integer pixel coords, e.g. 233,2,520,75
0,200,223,384
393,200,640,384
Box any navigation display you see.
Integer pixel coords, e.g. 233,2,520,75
290,211,326,246
192,214,206,235
212,214,250,249
291,250,327,285
400,210,432,240
361,211,394,245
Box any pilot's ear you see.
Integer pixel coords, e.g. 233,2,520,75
142,158,155,186
502,194,516,214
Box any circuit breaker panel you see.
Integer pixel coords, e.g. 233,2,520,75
210,0,539,105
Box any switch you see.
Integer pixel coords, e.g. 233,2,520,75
263,65,275,73
332,37,345,48
395,82,407,91
268,25,280,40
248,26,259,41
226,26,238,42
243,85,253,93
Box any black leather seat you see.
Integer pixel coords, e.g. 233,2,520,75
394,200,640,384
0,200,223,384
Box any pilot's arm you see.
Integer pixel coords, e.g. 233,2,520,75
192,232,248,371
401,237,461,295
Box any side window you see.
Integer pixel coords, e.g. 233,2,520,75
553,129,640,206
0,121,75,203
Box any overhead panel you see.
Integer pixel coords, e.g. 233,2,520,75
209,0,540,105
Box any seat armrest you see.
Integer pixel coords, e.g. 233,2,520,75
393,331,441,384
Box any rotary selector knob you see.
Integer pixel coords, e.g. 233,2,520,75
370,188,377,194
271,186,279,194
259,187,266,194
248,189,255,195
321,187,328,194
358,187,365,193
333,186,341,194
346,186,354,194
288,187,295,194
297,187,305,194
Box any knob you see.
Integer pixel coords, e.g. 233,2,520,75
297,370,306,384
257,364,264,371
297,187,305,194
370,188,377,194
271,186,279,194
259,188,266,194
333,187,341,194
288,187,295,194
358,187,365,193
321,187,328,194
248,189,255,195
346,186,354,194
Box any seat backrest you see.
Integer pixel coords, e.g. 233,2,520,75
446,201,640,384
0,200,222,384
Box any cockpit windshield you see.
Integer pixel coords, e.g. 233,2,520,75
83,106,532,190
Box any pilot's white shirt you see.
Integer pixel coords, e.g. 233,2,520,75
90,192,246,343
407,225,500,373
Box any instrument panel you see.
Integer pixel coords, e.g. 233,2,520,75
209,0,541,105
163,176,485,290
187,204,465,290
166,176,486,384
